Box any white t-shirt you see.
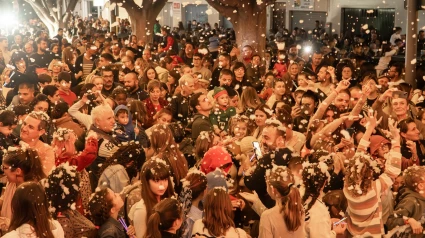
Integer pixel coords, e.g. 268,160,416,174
2,220,64,238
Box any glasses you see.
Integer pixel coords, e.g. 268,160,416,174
0,165,12,171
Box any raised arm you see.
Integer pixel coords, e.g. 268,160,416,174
310,115,358,147
357,110,382,153
308,80,350,129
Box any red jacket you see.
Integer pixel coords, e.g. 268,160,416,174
55,136,98,171
143,97,169,129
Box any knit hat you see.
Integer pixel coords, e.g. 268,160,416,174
58,72,71,83
370,135,390,156
201,146,233,174
212,86,228,99
206,169,228,192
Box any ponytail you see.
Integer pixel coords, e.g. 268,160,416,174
144,212,162,238
267,166,304,233
281,186,303,232
144,198,182,238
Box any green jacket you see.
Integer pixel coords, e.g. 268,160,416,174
209,106,236,132
387,188,425,238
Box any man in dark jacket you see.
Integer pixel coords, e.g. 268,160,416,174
243,119,297,208
188,92,213,140
168,75,195,126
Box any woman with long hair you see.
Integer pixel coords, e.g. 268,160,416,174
259,166,305,237
0,148,46,222
252,104,273,140
128,159,175,238
44,164,96,238
143,80,169,129
398,118,424,170
144,198,182,238
191,187,248,237
2,182,64,238
179,170,207,238
145,108,173,139
231,62,252,95
141,66,159,89
98,142,146,193
238,86,262,116
149,124,188,193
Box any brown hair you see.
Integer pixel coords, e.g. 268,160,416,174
88,186,114,226
183,172,207,199
62,47,74,65
140,160,175,220
344,153,374,197
267,166,304,232
147,79,161,92
194,131,216,160
228,115,253,138
403,166,425,191
202,188,235,236
144,198,182,238
10,182,54,238
129,100,148,127
150,124,188,188
239,86,261,111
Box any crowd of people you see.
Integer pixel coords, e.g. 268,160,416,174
0,13,423,238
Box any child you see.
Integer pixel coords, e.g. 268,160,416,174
302,162,346,237
145,198,182,238
296,73,315,92
266,78,294,109
57,72,77,106
88,186,136,238
273,50,288,78
260,165,305,237
343,114,401,237
259,72,274,101
210,86,237,136
114,105,136,142
387,166,425,237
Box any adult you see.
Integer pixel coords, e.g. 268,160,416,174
78,104,119,191
124,72,149,101
387,63,405,86
143,80,169,129
210,53,231,90
19,111,55,175
0,38,11,65
188,92,213,140
29,38,54,74
191,53,212,82
244,119,296,208
74,43,98,80
168,75,195,126
303,51,323,78
101,65,120,97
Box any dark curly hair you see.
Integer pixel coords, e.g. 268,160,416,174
88,186,114,227
45,164,80,218
344,153,375,197
302,162,329,213
3,148,46,182
97,141,146,180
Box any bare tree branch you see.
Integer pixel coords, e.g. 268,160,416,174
205,0,238,20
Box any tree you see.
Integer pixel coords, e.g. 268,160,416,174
110,0,168,44
23,0,79,37
205,0,275,56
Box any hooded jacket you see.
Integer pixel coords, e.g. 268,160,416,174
387,188,425,237
114,105,135,142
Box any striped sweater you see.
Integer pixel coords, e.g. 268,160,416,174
343,151,401,238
